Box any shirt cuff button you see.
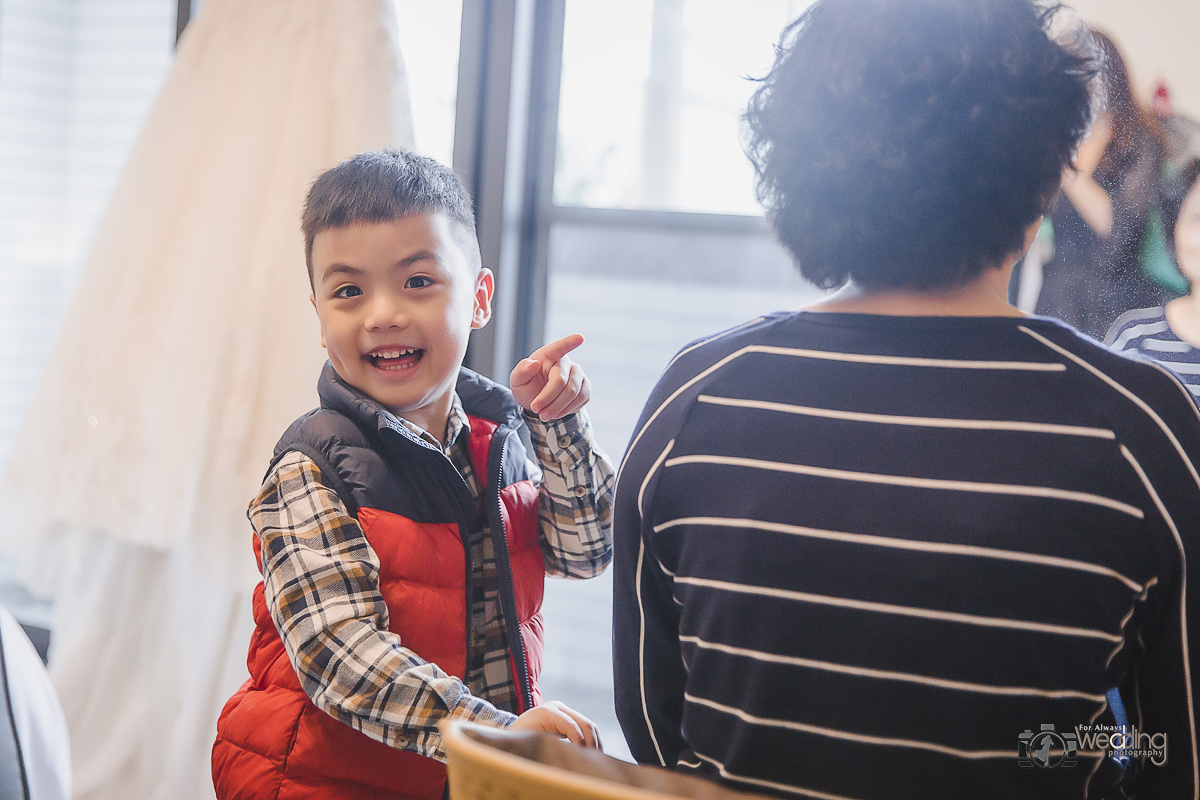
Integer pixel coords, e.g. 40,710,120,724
557,434,572,448
572,485,588,497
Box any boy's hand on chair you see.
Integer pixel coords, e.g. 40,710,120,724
510,700,602,749
510,333,591,421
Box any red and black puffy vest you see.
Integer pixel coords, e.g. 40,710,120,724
212,364,545,800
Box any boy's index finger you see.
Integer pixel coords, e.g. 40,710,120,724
529,333,584,366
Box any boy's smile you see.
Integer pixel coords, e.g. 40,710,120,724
310,213,492,439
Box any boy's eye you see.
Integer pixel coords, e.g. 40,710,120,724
333,285,362,299
406,275,433,289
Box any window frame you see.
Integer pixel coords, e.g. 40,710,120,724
453,0,780,379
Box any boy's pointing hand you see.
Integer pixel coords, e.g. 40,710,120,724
510,333,591,421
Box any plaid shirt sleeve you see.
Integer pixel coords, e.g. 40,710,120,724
251,450,518,762
523,407,615,579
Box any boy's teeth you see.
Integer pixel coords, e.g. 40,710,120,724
375,349,416,359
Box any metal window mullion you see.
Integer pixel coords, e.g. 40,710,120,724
175,0,191,46
512,0,565,362
455,0,521,379
546,204,770,235
454,0,566,380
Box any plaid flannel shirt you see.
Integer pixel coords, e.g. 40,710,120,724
251,395,613,762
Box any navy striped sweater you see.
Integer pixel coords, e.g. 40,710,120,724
613,311,1200,800
1106,305,1200,399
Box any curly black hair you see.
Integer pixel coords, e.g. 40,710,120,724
745,0,1098,291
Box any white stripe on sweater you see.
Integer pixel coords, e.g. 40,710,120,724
1142,338,1193,353
672,575,1123,642
621,340,1066,484
655,516,1143,591
663,454,1145,519
1019,325,1200,493
1111,320,1169,351
664,317,766,371
696,395,1115,438
745,344,1065,371
690,750,864,800
678,636,1107,701
635,536,666,767
685,693,1021,759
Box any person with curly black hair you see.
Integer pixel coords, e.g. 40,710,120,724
612,1,1200,798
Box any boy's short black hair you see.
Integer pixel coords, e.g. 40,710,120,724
745,0,1097,291
302,150,481,284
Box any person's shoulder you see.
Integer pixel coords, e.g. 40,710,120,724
1024,314,1162,372
1103,305,1168,347
251,448,321,520
1024,316,1199,428
256,449,322,502
275,406,371,459
660,310,799,381
623,312,798,452
264,405,382,515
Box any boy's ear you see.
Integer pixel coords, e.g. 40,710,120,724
310,294,326,349
471,268,495,330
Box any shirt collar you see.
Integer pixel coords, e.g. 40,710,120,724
394,392,472,454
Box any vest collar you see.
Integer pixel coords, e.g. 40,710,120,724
315,362,526,448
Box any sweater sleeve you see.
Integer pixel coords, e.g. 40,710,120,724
611,368,689,767
1115,365,1200,798
610,320,769,767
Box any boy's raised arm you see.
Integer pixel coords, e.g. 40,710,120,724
525,409,614,578
510,334,615,579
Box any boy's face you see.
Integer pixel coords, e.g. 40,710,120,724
310,213,492,437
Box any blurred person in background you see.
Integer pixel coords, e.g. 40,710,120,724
1106,158,1200,396
1035,29,1166,339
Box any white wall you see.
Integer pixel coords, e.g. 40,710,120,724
1069,0,1200,120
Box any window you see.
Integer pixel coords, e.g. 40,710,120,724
0,0,176,466
555,0,810,215
395,1,464,165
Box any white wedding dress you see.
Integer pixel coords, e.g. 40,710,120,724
0,1,413,797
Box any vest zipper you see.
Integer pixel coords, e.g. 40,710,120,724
490,429,534,711
432,452,477,681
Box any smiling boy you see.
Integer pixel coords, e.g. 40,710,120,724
212,151,614,800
